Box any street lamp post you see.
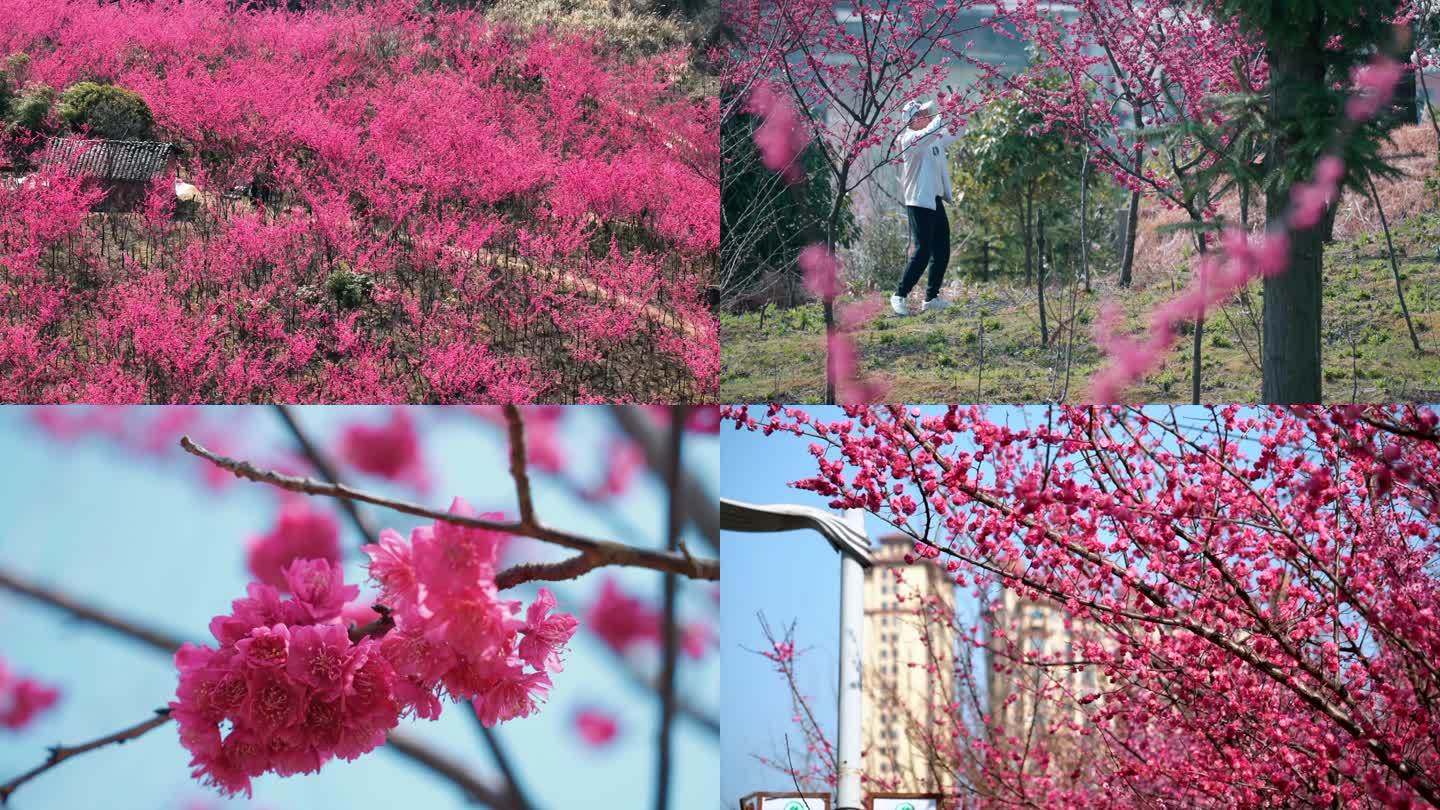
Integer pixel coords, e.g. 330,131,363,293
720,499,874,810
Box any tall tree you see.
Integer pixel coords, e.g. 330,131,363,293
725,0,989,402
1211,0,1405,403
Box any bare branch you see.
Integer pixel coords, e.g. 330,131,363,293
384,731,512,808
654,405,685,810
0,569,185,654
503,405,538,527
180,436,718,583
0,708,175,805
273,404,378,542
495,555,600,590
467,713,531,810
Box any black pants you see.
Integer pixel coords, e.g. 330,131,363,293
897,197,949,301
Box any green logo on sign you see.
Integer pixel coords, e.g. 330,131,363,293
785,803,804,810
898,804,916,810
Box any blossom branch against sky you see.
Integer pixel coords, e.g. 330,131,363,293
0,708,176,803
178,437,719,584
723,404,1440,808
0,406,718,809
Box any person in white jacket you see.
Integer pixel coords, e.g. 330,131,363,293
891,99,959,316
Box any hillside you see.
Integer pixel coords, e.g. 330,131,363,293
721,125,1440,403
0,0,718,404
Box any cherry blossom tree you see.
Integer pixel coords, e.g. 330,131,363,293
724,0,992,402
727,403,1440,808
0,406,718,808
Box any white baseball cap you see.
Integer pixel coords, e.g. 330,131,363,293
901,99,936,122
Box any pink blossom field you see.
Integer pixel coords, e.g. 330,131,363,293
0,0,718,403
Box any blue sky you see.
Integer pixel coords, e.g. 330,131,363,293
0,406,717,810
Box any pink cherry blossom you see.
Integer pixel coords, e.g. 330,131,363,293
586,577,661,653
726,404,1440,808
247,501,341,591
574,707,620,747
0,659,61,730
519,588,580,672
340,410,429,494
746,83,810,184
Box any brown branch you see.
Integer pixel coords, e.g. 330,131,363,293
495,555,600,590
273,404,378,543
654,405,684,810
0,569,185,654
347,604,395,643
180,436,718,583
503,405,538,527
384,731,512,807
467,712,531,810
0,708,174,805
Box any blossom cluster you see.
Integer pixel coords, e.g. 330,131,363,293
0,657,60,730
172,499,577,797
363,498,575,727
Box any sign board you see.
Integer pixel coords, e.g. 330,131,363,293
866,794,943,810
872,800,938,810
740,792,831,810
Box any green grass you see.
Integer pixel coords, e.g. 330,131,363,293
721,211,1440,403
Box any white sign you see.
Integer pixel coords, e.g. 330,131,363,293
873,800,938,810
760,800,826,810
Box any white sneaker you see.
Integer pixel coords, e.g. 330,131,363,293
924,296,950,312
890,295,908,316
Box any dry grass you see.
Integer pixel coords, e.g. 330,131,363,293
1131,124,1440,286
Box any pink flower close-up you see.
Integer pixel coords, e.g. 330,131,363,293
574,708,620,747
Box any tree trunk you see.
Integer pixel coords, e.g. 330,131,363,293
1079,146,1091,293
1368,174,1422,354
819,165,851,406
1119,189,1140,287
1192,233,1208,405
1262,42,1326,405
1022,189,1034,286
1037,215,1048,347
1118,106,1145,288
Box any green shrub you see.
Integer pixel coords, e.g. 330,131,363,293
6,82,54,132
57,81,153,140
325,267,374,310
0,54,29,119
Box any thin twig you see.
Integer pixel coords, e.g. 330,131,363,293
383,731,511,807
0,709,174,804
273,404,378,542
0,569,184,653
609,406,719,552
0,566,511,808
654,406,684,810
468,711,531,810
503,405,537,527
179,436,718,583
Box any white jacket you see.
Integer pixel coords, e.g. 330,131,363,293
897,115,959,209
